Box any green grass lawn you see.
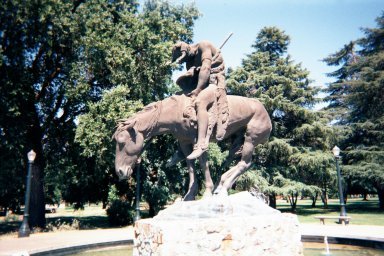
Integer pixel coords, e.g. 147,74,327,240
44,204,110,230
0,204,109,236
277,197,384,226
1,197,383,237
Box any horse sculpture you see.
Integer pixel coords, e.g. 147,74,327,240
114,94,272,200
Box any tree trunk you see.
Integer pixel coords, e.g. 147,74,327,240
148,203,156,217
311,192,318,207
321,185,328,209
269,193,276,209
288,195,293,211
29,162,46,229
288,193,297,212
26,102,46,229
343,188,348,203
378,188,384,210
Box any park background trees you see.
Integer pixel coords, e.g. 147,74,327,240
1,0,383,229
227,27,335,211
323,12,384,209
0,0,199,227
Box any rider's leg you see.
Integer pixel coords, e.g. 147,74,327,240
216,72,228,140
187,85,215,160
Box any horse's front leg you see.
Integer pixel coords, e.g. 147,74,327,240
179,142,198,201
199,152,214,198
183,159,198,201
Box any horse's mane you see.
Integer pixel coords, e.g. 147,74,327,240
113,101,163,138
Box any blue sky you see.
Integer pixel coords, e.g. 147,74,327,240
183,0,383,89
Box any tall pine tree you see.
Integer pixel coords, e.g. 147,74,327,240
228,27,334,210
324,12,384,209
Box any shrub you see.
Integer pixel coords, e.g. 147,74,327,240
106,200,134,226
46,218,80,232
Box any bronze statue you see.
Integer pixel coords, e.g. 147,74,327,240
114,94,272,200
114,39,271,200
171,41,228,160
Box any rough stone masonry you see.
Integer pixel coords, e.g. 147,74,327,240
134,192,303,256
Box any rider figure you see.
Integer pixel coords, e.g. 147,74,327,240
172,41,226,160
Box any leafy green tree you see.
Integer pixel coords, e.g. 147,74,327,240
227,27,333,210
0,0,198,228
324,12,384,209
75,86,143,209
0,0,93,228
75,0,199,215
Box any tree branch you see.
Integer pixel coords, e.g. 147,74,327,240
35,67,61,101
72,0,86,13
42,88,65,134
30,45,46,75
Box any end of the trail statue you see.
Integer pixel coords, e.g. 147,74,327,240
113,39,303,256
114,39,272,199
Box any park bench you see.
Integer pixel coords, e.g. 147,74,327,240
45,205,57,213
314,215,351,225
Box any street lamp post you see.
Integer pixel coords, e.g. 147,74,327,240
134,158,141,222
18,150,36,238
332,146,347,222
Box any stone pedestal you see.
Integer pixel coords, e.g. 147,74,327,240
134,192,303,255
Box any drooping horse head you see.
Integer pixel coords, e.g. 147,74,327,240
113,118,144,180
113,102,162,180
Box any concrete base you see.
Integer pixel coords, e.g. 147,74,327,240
134,192,303,256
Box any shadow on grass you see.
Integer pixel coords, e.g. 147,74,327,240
0,220,20,236
279,204,337,216
46,215,110,229
0,215,110,236
278,199,383,216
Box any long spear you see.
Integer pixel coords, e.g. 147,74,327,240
218,32,234,50
213,32,234,62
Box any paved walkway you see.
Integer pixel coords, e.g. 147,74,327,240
1,224,384,255
300,224,384,241
0,227,134,256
